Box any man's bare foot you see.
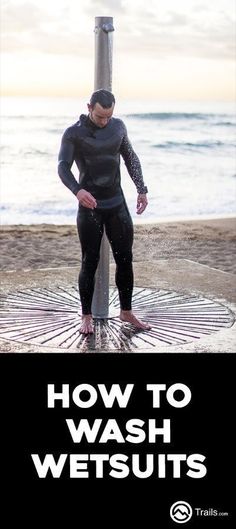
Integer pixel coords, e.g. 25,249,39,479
120,310,151,330
79,314,94,334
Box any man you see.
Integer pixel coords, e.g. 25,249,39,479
58,89,151,334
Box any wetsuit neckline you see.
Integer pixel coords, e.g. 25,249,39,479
84,114,101,131
84,114,112,131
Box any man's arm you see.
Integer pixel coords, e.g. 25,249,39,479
120,126,148,214
58,128,81,196
58,128,97,209
119,128,148,195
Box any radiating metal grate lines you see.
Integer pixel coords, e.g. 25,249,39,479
0,287,234,351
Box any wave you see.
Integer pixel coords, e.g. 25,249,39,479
152,140,233,150
214,121,236,127
21,148,51,156
126,112,213,120
126,112,236,125
48,128,64,133
3,112,236,129
2,114,73,120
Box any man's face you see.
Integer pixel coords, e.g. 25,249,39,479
88,102,115,128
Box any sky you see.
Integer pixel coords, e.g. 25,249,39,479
1,0,236,101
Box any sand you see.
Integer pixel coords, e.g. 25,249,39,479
1,217,236,275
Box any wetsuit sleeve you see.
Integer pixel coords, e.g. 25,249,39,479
119,124,148,194
58,127,81,196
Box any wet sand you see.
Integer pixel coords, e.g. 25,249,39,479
1,217,236,275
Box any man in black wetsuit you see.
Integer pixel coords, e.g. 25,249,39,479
58,89,151,334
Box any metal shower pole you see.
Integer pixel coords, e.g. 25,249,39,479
91,16,114,319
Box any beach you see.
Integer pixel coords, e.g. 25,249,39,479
1,217,236,275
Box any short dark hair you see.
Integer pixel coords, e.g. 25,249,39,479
90,89,115,108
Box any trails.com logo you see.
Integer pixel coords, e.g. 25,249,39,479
170,501,193,523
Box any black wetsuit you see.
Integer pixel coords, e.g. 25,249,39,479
58,114,148,314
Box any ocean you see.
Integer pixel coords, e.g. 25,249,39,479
1,96,235,225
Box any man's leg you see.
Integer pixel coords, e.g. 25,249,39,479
77,207,103,333
105,203,151,330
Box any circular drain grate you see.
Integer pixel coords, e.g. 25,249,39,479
0,286,234,351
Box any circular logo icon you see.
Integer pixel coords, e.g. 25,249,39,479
170,501,193,524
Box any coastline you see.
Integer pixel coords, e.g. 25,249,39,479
133,212,236,225
1,216,236,275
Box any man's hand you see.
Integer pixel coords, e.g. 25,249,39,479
136,193,148,215
76,189,97,209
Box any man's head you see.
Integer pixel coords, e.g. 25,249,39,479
87,89,115,128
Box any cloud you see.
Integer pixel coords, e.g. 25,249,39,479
84,0,125,15
1,1,46,32
1,1,93,56
1,0,235,61
115,5,236,61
